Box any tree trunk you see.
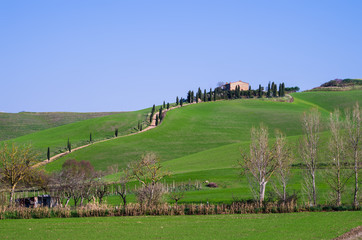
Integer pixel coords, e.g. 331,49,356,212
65,198,70,207
9,184,17,205
283,181,286,203
312,172,317,206
259,180,267,205
337,166,341,207
354,151,359,208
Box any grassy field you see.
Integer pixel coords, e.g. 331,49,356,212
4,90,362,205
0,211,360,239
0,111,119,141
3,109,151,159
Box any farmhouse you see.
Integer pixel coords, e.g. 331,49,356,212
223,80,249,91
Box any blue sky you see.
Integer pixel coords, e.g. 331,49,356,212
1,0,361,112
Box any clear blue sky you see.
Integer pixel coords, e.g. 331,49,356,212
1,0,361,112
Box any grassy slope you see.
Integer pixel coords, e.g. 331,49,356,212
45,98,320,172
0,212,360,240
3,109,150,160
0,111,120,141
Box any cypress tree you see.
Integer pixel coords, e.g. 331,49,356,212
209,88,212,101
176,96,179,105
152,104,155,115
203,89,207,102
138,120,141,130
267,82,271,98
67,138,71,152
155,115,159,126
159,108,163,122
196,93,199,103
163,101,166,108
273,84,277,97
213,90,216,101
149,113,153,123
282,83,285,97
258,84,262,98
140,124,143,131
47,147,50,161
191,91,194,103
115,128,118,137
198,87,202,100
180,98,183,107
167,102,170,109
90,132,92,142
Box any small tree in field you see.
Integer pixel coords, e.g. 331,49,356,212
345,102,361,208
239,125,276,205
176,97,179,105
272,130,293,203
155,115,159,126
203,89,207,102
47,147,50,161
116,173,130,207
324,109,352,206
115,128,119,137
67,138,71,152
300,109,320,206
167,102,170,110
0,144,40,204
89,133,92,143
180,98,183,107
126,152,170,206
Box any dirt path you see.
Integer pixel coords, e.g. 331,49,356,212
334,226,362,240
34,101,197,168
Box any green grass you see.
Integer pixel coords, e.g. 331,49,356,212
3,109,150,160
0,111,119,141
0,212,360,240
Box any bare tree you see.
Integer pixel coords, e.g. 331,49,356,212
239,125,277,205
345,102,361,208
300,109,320,206
116,173,129,206
272,130,293,203
324,109,353,206
0,143,40,204
127,152,170,206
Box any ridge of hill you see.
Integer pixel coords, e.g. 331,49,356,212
310,78,362,91
0,111,120,141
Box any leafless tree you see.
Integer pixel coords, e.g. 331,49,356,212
324,109,353,206
116,173,130,206
127,152,170,206
299,108,320,206
239,124,277,205
169,189,185,205
0,143,40,204
345,102,361,208
272,130,293,203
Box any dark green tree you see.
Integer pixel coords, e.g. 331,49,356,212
191,91,194,103
196,93,199,103
167,102,170,109
213,90,216,101
273,83,278,97
152,104,156,115
90,132,92,142
180,98,183,107
197,87,202,100
163,101,166,108
159,108,163,122
176,96,179,105
209,88,212,101
67,138,71,152
258,84,262,98
203,89,207,102
47,147,50,161
155,115,159,126
267,82,271,98
115,128,118,137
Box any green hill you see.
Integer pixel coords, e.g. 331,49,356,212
0,111,119,141
3,109,150,159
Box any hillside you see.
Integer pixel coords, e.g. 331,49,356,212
4,109,150,160
0,111,119,141
311,78,362,91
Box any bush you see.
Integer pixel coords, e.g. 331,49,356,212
136,183,165,206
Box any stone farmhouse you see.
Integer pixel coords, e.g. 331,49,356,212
223,80,249,91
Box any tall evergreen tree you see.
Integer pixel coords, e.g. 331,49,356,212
155,115,159,126
47,147,50,161
187,90,191,103
198,87,202,100
213,90,216,101
278,83,282,97
267,82,271,98
258,84,262,98
159,107,163,121
180,98,183,107
115,128,118,137
152,104,155,115
196,93,199,103
273,83,278,97
203,89,207,102
176,96,179,105
90,132,92,142
209,88,212,101
67,138,71,152
167,102,170,109
281,83,285,97
163,101,166,108
191,91,194,103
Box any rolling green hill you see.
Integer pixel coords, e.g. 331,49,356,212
5,90,362,204
0,111,119,141
3,109,151,159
